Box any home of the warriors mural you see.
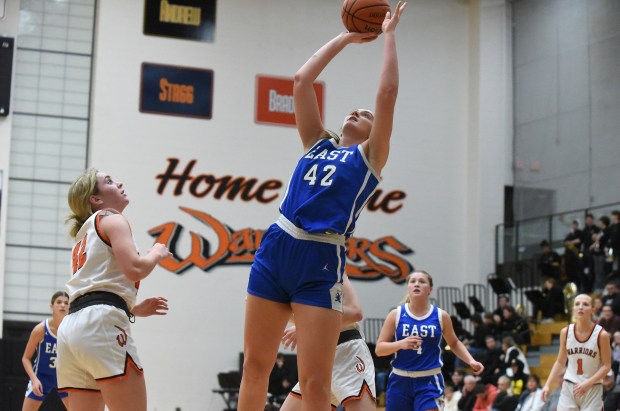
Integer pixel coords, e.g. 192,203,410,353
148,158,414,282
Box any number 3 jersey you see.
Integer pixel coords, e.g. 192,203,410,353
564,323,604,384
279,136,380,237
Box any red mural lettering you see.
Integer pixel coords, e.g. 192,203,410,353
156,158,282,203
148,206,412,283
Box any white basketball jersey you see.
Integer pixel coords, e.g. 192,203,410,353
66,210,139,309
564,323,604,384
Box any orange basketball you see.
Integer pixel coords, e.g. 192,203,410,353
341,0,391,34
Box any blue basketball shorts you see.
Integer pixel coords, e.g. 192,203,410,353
25,375,68,400
248,222,345,311
385,372,445,411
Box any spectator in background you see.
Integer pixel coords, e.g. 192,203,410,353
467,314,492,360
598,304,620,338
582,213,601,293
564,219,584,291
603,281,620,316
592,216,611,292
268,353,292,406
457,375,478,411
479,335,504,385
492,375,519,411
483,312,501,341
612,331,620,377
473,382,498,411
593,295,604,322
538,240,562,282
501,336,530,379
501,306,531,344
451,369,466,392
493,295,511,321
509,359,529,397
444,384,462,411
603,369,620,411
515,374,543,411
611,210,620,274
540,278,565,321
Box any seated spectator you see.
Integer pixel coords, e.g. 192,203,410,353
540,278,565,321
492,375,519,411
593,295,604,322
469,314,492,357
598,304,620,337
473,382,498,411
603,369,620,411
451,368,465,392
538,239,562,281
493,295,511,321
457,375,478,411
501,306,531,344
603,281,620,316
479,335,504,385
268,353,292,406
444,384,461,411
501,336,530,379
509,359,529,397
612,331,620,377
516,374,543,411
483,312,501,341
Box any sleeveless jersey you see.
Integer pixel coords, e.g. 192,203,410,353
391,304,443,372
33,320,59,378
564,323,604,384
66,210,139,309
279,136,380,238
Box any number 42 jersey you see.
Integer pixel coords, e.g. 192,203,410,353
279,137,380,238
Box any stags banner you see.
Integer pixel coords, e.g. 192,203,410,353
149,158,414,283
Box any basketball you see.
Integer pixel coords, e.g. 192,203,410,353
341,0,391,34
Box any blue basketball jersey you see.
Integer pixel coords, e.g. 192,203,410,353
33,320,59,379
391,304,443,372
279,136,380,237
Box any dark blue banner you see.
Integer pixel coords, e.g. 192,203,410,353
140,63,213,119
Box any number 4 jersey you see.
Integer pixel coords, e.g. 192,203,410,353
279,136,380,237
564,323,604,384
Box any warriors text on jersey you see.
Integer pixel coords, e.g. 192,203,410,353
279,136,380,237
564,323,603,384
391,304,443,372
68,209,139,309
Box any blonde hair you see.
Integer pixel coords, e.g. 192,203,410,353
66,168,99,237
401,270,434,304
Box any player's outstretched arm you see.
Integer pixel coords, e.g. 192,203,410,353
441,310,484,375
294,32,378,151
365,1,407,175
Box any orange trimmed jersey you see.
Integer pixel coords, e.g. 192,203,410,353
564,323,604,384
67,209,139,309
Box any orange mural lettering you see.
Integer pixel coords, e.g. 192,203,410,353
148,206,413,283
